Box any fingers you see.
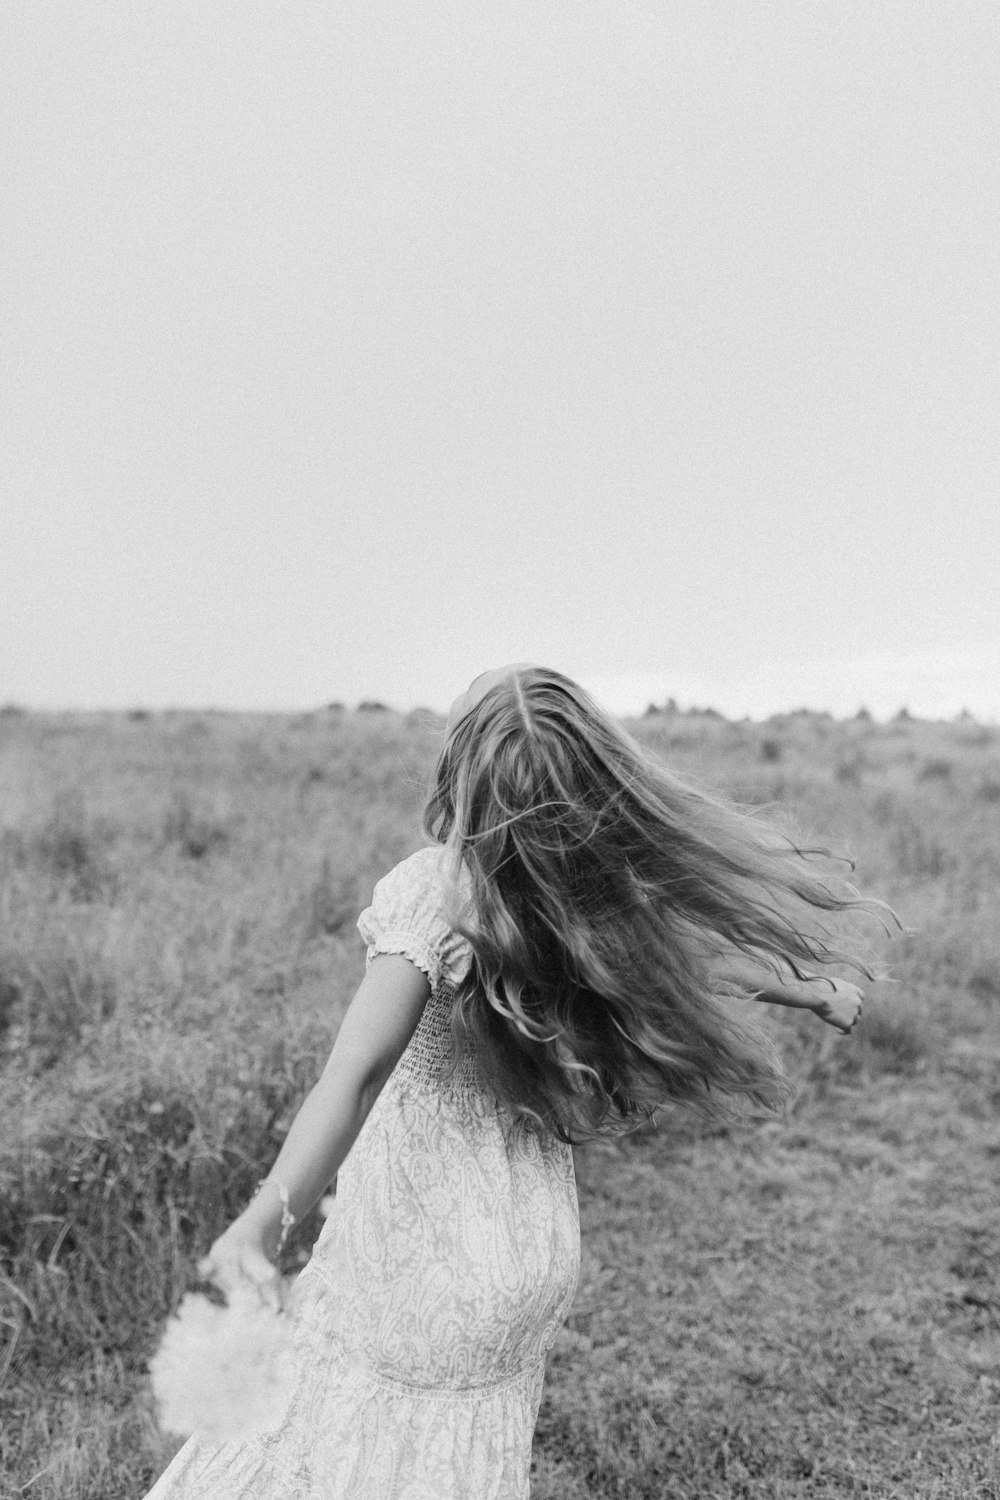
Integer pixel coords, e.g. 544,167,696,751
241,1248,279,1287
842,996,863,1034
198,1244,277,1302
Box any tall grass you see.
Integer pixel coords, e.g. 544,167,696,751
2,705,999,1496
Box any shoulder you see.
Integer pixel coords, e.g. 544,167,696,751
387,842,455,887
357,846,473,990
370,844,467,911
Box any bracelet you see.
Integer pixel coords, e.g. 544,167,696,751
256,1179,296,1254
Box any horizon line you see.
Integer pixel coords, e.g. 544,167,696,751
2,700,996,729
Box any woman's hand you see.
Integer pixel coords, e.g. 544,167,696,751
199,1219,279,1300
808,977,864,1034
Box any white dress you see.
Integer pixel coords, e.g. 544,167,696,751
145,845,581,1499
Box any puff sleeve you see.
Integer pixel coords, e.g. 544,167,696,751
356,846,473,992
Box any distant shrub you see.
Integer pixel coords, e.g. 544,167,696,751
854,706,873,722
0,974,20,1039
43,823,93,879
959,724,997,748
357,700,390,713
859,1008,933,1074
0,702,26,717
0,829,26,872
834,758,864,786
917,757,954,783
887,814,951,879
977,777,1000,804
127,708,152,722
34,801,118,902
967,963,1000,1002
759,738,783,764
162,793,230,860
869,790,897,824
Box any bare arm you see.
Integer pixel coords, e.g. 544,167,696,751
201,954,429,1290
704,943,864,1033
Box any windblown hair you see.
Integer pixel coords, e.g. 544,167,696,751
424,666,886,1143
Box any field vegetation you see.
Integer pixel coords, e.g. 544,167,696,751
1,703,999,1498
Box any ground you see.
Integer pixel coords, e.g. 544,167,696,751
1,704,998,1498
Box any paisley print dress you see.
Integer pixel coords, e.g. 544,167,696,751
145,845,581,1499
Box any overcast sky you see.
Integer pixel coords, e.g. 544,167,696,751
3,3,998,720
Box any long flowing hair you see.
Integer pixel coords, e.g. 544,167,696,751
424,667,885,1142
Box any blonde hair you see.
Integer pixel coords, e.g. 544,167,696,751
424,667,881,1142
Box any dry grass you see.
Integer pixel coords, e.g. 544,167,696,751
1,705,999,1498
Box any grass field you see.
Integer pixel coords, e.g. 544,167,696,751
2,703,999,1498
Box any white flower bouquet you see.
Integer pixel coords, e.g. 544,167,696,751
150,1280,296,1443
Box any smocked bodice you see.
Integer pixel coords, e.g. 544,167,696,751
393,980,489,1099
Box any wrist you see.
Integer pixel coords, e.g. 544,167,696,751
789,973,835,1011
755,971,828,1011
229,1200,278,1261
250,1179,296,1254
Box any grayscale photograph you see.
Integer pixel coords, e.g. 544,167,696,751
2,5,998,1497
